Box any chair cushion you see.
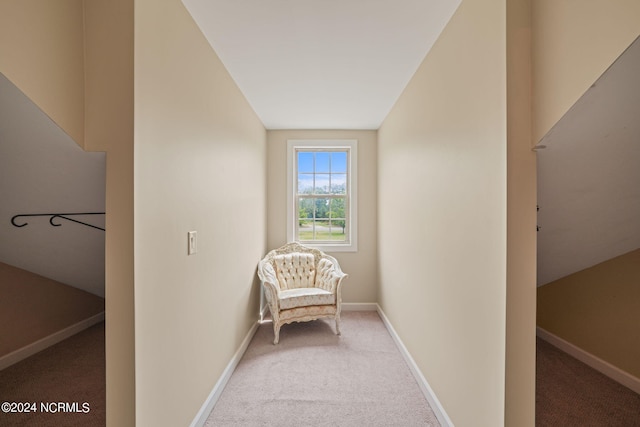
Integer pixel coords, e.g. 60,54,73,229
279,287,335,310
273,253,316,290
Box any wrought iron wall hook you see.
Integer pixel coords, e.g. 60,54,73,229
49,215,63,227
51,214,105,231
10,212,105,231
10,215,29,227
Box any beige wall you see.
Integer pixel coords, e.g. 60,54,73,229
506,0,536,425
84,0,136,425
532,0,640,143
266,130,378,303
0,2,136,424
12,1,637,426
0,1,85,147
134,0,266,425
538,249,640,378
378,0,507,425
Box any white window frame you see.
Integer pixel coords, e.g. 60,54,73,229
287,139,358,252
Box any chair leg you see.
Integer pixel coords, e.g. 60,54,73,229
273,322,281,345
335,314,341,336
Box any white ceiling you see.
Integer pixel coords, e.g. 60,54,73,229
537,36,640,286
181,0,461,129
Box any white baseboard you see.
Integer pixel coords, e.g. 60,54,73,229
537,327,640,394
375,304,453,427
0,311,105,371
189,320,260,427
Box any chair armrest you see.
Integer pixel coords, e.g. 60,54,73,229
258,259,277,286
258,261,281,311
316,258,348,294
261,280,280,311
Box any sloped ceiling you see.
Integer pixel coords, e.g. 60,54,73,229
181,0,461,129
0,73,106,296
537,36,640,286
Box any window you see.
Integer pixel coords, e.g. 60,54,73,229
287,140,357,252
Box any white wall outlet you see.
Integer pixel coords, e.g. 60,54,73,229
188,231,197,255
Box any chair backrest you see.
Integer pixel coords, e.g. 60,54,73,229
273,253,316,290
258,242,325,290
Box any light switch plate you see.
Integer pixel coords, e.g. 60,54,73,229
188,231,197,255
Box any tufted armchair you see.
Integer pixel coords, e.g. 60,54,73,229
257,242,348,344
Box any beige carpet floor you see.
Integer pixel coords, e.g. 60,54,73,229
536,337,640,426
1,314,638,426
205,311,441,426
0,322,105,427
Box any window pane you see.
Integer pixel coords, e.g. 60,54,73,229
313,198,330,220
329,198,346,220
314,174,330,194
298,198,314,221
331,152,347,173
298,198,313,240
298,174,314,194
329,198,346,241
326,224,346,241
298,223,314,241
330,173,346,194
315,152,330,173
298,152,314,173
298,220,346,242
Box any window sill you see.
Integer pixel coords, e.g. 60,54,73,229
295,242,357,253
